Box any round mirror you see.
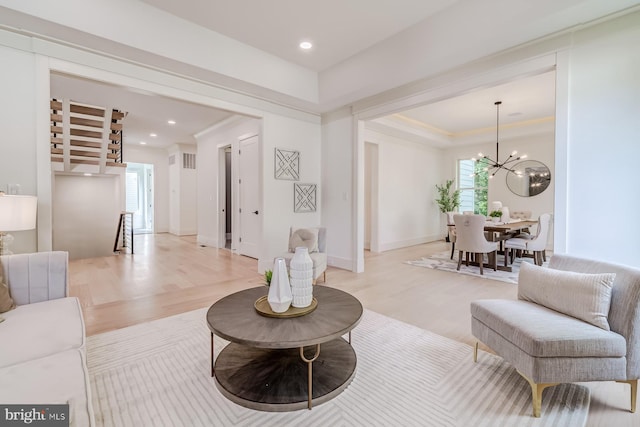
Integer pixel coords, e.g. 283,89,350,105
506,160,551,197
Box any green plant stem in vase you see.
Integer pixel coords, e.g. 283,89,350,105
264,269,273,286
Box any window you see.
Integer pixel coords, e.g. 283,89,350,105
457,159,488,216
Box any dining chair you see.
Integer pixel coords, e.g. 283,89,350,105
446,212,456,259
453,214,498,275
504,213,551,266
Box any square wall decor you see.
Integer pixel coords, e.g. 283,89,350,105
274,148,299,180
294,183,317,213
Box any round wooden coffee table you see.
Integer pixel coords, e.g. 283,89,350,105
206,286,363,411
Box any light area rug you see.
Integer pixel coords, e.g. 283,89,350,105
407,251,549,284
86,308,588,427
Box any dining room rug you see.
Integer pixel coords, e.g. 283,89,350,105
86,307,588,426
406,251,550,284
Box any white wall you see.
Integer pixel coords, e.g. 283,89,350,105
195,117,261,248
52,174,122,260
0,44,37,254
321,111,355,270
261,113,322,271
196,113,322,272
560,12,640,266
124,145,169,233
167,144,197,235
364,127,445,251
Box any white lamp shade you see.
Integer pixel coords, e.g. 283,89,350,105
0,195,37,231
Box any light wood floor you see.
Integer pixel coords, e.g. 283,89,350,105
69,233,637,427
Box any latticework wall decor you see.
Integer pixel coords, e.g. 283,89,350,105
274,148,299,180
294,183,317,213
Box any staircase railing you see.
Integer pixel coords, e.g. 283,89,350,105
113,212,134,254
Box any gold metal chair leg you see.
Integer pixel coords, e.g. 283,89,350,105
473,342,478,363
518,371,558,417
616,379,638,413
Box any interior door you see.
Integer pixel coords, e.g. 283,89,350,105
238,135,260,258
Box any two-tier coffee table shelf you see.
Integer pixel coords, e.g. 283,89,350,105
206,286,363,411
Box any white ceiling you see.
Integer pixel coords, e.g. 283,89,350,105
140,0,458,72
371,71,557,147
398,72,556,133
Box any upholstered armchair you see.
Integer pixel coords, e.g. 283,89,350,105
280,227,327,284
471,255,640,417
453,214,498,275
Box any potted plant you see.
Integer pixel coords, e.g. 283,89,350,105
435,180,460,241
435,180,460,214
489,210,502,222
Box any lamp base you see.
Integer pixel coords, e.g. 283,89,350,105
0,232,14,256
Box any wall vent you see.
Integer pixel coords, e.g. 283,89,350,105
183,153,196,169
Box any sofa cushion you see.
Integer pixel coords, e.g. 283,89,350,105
518,262,615,330
0,297,85,368
471,299,626,358
289,228,319,253
0,348,94,426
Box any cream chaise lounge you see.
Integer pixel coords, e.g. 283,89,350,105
471,254,640,417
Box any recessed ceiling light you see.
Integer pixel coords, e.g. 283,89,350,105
150,133,157,137
140,141,147,145
167,120,176,125
83,173,92,177
508,112,523,117
299,41,313,50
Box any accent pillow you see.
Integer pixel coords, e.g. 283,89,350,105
518,262,615,330
288,228,319,253
0,278,16,313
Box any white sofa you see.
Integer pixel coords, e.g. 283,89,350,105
0,251,94,426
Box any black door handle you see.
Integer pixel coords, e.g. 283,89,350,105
253,210,259,215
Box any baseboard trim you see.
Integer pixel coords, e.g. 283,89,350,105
378,235,441,252
197,235,218,248
328,256,352,271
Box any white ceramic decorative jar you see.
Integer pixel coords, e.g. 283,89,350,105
268,258,292,313
289,247,313,308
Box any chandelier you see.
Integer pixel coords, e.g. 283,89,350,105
472,101,526,179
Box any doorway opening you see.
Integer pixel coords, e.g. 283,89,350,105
126,162,154,234
224,146,232,249
364,142,379,253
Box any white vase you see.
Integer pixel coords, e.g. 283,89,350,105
289,247,313,308
500,206,510,223
268,258,292,313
